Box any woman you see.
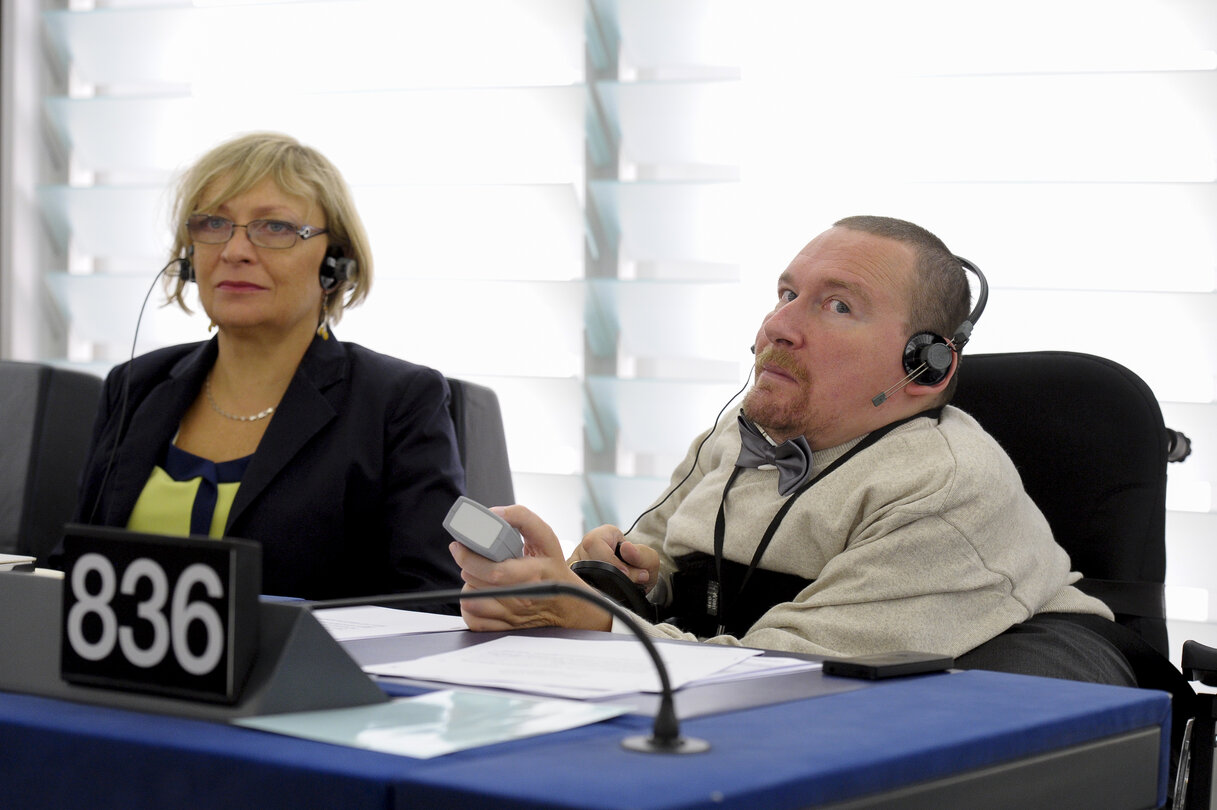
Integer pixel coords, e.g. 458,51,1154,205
70,132,465,600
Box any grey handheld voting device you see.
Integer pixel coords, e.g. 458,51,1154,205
443,496,523,562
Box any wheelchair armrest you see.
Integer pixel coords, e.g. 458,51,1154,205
1182,640,1217,686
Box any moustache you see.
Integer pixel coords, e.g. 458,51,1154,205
753,345,809,383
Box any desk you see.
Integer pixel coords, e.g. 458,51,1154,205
1,663,1168,809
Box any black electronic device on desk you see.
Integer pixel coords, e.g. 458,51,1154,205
822,651,954,680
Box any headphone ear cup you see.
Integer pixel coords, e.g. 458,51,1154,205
902,332,954,386
178,246,195,282
319,250,356,292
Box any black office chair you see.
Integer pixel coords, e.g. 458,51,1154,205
952,350,1213,809
446,377,514,507
0,361,103,566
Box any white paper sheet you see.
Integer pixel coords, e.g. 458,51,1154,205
314,606,467,641
365,635,764,699
234,690,625,759
689,654,821,685
0,554,36,572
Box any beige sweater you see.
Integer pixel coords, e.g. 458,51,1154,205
628,406,1112,657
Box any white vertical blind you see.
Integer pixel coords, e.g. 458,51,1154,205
588,0,1216,660
33,0,589,542
7,0,1215,656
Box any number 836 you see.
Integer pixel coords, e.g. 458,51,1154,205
65,553,225,676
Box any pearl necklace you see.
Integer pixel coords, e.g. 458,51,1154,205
205,377,276,422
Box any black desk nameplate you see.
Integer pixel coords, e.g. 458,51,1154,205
59,525,261,704
1,569,388,720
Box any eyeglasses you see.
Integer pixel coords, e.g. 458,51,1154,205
186,214,328,249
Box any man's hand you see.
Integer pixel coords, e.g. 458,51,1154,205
451,505,613,633
569,525,661,593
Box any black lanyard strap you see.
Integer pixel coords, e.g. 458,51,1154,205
709,408,942,633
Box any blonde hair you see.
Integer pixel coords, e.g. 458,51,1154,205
166,132,372,324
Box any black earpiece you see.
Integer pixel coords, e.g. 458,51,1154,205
900,333,956,387
176,246,355,291
319,246,356,293
176,246,195,283
900,256,988,387
872,256,988,406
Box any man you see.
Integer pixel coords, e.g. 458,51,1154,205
452,215,1134,685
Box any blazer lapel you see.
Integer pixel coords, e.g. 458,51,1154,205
103,342,215,526
226,336,348,530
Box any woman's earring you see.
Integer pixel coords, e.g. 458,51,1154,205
208,320,217,333
316,299,331,340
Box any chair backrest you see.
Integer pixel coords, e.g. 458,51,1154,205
0,361,103,565
446,378,514,507
951,351,1170,657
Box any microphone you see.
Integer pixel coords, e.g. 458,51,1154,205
306,582,712,755
870,364,926,407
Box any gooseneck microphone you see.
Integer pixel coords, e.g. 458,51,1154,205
306,583,711,755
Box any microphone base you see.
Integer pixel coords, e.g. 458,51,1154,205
621,734,711,755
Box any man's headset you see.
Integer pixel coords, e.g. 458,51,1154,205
871,255,987,407
175,245,356,292
621,254,987,535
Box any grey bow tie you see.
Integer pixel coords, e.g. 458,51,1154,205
736,415,813,496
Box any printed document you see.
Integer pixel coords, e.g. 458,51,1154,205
314,606,467,641
365,635,767,699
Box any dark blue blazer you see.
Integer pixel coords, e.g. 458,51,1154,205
71,334,465,601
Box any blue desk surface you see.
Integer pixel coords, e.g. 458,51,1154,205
0,668,1168,810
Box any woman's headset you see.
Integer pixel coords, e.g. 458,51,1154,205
176,245,356,292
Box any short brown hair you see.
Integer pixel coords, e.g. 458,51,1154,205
165,132,372,324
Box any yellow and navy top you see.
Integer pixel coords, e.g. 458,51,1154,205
69,335,465,599
127,443,251,538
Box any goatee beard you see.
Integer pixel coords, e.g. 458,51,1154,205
742,346,810,440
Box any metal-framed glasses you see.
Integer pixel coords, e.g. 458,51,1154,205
186,214,328,249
